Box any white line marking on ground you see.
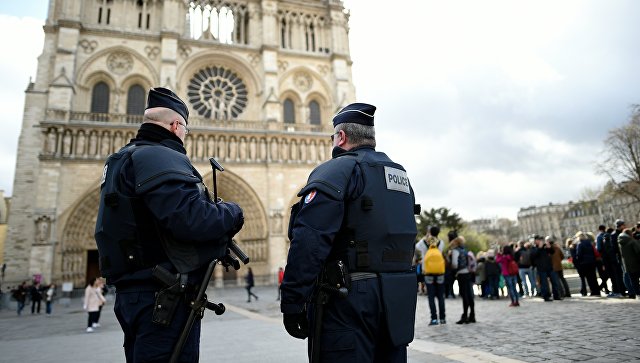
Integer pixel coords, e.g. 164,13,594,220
409,339,526,363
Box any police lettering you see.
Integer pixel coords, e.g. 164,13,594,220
388,174,409,187
384,166,410,193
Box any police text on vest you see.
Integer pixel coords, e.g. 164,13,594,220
384,166,410,193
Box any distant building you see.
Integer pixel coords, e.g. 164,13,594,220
518,195,639,243
3,0,355,287
467,218,495,234
467,217,520,243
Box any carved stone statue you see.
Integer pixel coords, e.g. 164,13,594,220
36,218,50,243
239,138,247,160
88,132,98,156
47,129,57,155
249,138,257,160
207,136,215,158
62,132,72,156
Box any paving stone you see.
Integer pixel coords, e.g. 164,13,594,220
1,282,639,363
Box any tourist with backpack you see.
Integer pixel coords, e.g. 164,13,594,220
444,230,458,299
496,245,520,307
423,236,446,325
450,236,475,324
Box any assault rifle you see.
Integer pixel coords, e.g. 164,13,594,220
166,157,250,363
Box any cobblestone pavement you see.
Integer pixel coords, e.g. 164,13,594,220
0,279,638,363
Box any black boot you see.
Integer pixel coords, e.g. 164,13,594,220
456,314,468,324
467,312,476,323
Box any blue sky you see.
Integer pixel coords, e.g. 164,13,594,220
1,0,639,222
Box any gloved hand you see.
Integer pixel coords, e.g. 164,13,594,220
283,312,308,339
227,202,244,236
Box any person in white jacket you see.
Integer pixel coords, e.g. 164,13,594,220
83,277,106,333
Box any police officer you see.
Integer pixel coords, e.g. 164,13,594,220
280,103,418,362
94,87,244,362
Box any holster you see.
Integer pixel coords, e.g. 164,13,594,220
321,260,351,294
152,265,188,326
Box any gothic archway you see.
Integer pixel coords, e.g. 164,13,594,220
60,170,267,287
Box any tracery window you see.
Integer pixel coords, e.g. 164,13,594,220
278,10,328,53
187,66,248,120
304,22,315,52
137,0,151,29
188,2,249,44
283,99,295,124
97,0,113,25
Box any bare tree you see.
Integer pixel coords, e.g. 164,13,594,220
597,104,640,203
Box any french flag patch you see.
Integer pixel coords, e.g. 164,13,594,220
304,190,317,204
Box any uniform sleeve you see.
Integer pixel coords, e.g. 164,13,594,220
128,145,243,244
142,181,242,244
280,190,345,314
280,166,363,314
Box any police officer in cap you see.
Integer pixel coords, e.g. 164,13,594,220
281,103,418,362
95,87,244,362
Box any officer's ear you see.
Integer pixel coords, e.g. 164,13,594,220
336,130,348,146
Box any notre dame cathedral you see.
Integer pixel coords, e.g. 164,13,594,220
4,0,355,288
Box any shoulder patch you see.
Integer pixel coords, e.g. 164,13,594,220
384,166,410,194
304,190,317,204
100,164,108,186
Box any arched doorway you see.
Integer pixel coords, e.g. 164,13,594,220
60,169,268,287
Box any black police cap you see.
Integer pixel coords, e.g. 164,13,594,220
146,87,189,124
332,103,376,127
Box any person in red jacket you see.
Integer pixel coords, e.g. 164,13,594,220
277,267,284,300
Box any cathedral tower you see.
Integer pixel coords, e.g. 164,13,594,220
4,0,355,287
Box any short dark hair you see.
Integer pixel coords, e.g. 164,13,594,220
429,226,440,237
598,225,606,231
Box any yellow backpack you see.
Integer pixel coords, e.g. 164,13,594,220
423,244,445,275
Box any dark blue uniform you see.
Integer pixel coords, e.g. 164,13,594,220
281,146,417,362
95,122,243,362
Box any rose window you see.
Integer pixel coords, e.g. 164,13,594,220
187,66,248,120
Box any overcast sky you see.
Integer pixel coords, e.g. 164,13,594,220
1,1,638,221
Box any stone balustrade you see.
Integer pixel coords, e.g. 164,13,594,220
40,110,333,164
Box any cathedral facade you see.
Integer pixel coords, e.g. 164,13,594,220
4,0,355,288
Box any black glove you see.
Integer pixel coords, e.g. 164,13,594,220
283,312,308,339
225,202,244,237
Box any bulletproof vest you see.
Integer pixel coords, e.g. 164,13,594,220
306,149,417,273
95,141,224,281
94,143,169,281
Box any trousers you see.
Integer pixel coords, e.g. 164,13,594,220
114,290,200,363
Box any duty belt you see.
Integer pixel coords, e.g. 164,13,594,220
350,272,377,281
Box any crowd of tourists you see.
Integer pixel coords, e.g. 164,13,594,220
7,276,108,333
8,280,57,315
414,219,640,326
